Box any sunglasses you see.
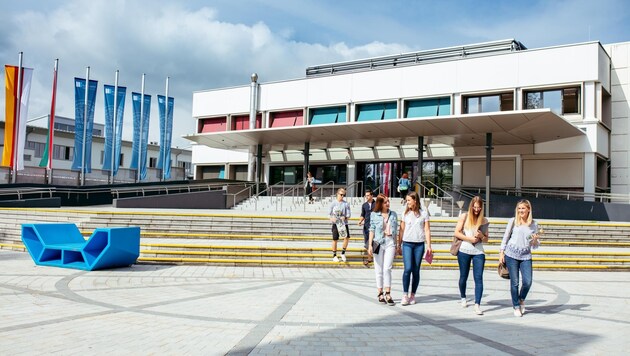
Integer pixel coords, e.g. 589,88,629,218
338,193,345,196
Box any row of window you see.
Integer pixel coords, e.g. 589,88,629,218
54,123,103,136
24,141,190,169
198,86,580,134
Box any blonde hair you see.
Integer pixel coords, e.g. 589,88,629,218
514,199,533,226
464,196,484,230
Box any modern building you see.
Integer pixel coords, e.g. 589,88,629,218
186,39,630,205
0,115,192,185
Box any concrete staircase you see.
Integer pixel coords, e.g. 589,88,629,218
1,207,629,270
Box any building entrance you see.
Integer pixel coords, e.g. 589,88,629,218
357,160,453,197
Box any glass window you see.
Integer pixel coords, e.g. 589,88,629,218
26,141,45,158
524,87,580,115
464,93,512,114
309,107,346,125
356,102,397,121
405,97,450,118
52,145,73,160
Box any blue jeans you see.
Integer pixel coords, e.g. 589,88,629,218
457,252,485,304
363,228,370,249
505,255,533,308
402,241,424,294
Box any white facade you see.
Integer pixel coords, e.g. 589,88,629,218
188,40,629,198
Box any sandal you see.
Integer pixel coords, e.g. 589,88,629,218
378,292,386,304
385,292,395,306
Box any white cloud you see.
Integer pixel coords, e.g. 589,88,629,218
1,0,408,148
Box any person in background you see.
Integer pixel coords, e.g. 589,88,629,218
368,194,399,305
398,172,410,204
397,191,432,306
304,171,315,204
358,188,375,265
453,196,488,315
499,199,541,317
329,188,351,262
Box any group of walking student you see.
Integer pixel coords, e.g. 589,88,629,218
330,187,542,317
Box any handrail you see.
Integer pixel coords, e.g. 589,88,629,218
110,181,237,199
252,181,285,210
454,185,630,204
225,183,256,208
371,182,387,197
423,180,454,217
345,180,364,206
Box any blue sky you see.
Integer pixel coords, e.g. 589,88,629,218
1,0,628,147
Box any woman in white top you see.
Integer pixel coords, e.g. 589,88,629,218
453,196,488,315
397,191,432,306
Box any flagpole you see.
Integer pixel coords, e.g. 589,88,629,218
47,59,59,184
162,76,169,181
137,73,145,182
81,66,90,186
110,70,119,184
12,52,23,184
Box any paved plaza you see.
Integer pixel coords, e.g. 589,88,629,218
1,250,628,355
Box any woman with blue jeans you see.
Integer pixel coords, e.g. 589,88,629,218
499,199,540,317
453,196,488,315
397,191,432,306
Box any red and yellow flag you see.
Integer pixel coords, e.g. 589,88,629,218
3,65,34,170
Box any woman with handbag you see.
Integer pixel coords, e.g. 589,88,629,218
499,199,541,317
368,194,399,305
397,191,432,306
453,196,488,315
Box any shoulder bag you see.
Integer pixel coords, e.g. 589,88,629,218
497,219,515,279
450,213,466,256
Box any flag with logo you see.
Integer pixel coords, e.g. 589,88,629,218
130,92,151,180
102,84,126,175
157,95,174,179
71,77,98,173
2,65,34,170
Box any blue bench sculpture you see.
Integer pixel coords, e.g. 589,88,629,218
22,223,140,271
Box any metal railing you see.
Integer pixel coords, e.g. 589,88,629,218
416,181,455,217
454,185,630,204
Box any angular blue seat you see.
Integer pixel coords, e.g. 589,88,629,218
22,223,140,271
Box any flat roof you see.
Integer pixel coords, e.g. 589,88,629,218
185,109,585,151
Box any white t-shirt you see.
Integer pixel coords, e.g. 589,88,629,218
459,227,485,255
402,210,429,243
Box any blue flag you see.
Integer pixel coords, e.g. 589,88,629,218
130,92,151,180
103,84,126,175
157,95,174,179
71,78,98,173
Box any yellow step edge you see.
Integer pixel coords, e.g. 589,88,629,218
136,257,630,269
141,251,630,263
3,207,630,228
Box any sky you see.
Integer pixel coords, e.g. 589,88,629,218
1,0,628,148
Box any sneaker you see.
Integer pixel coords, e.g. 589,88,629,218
341,254,347,262
519,299,526,315
474,304,483,315
460,298,467,308
409,294,416,305
513,308,522,317
333,256,339,262
401,295,410,306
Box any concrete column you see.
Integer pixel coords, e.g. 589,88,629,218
347,160,356,196
485,133,493,217
584,153,596,201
